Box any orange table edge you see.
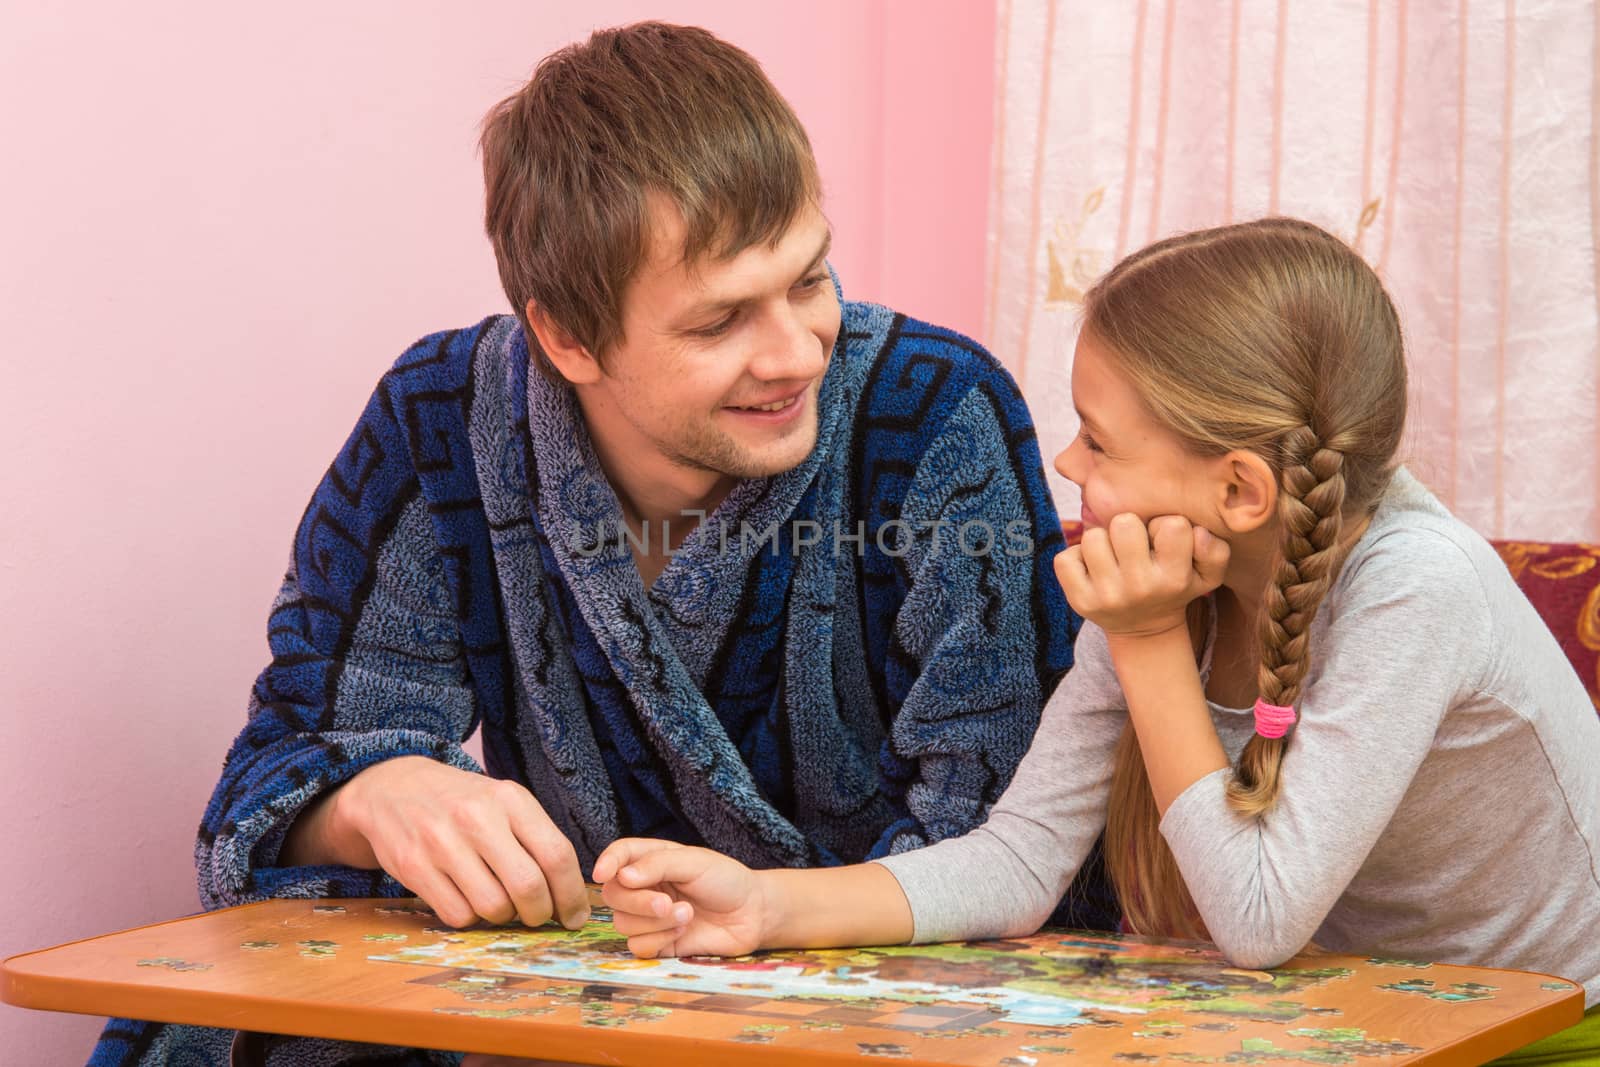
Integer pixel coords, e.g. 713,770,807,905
3,900,1585,1066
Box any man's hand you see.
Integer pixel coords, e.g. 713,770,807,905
593,839,767,959
284,756,589,930
1054,514,1230,638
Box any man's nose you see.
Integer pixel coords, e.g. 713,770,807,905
748,305,828,380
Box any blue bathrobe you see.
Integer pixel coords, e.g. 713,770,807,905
91,301,1112,1066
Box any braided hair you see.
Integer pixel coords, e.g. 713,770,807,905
1083,218,1406,935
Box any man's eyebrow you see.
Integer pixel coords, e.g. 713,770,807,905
679,230,833,321
808,230,833,270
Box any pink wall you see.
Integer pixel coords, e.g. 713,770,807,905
0,2,995,1060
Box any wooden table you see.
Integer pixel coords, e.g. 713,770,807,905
3,896,1583,1065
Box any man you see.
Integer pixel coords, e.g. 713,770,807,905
92,21,1109,1066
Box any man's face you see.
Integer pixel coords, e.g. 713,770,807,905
581,197,841,486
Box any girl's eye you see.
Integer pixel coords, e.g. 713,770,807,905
1080,430,1103,454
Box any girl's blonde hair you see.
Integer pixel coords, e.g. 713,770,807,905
1081,217,1406,937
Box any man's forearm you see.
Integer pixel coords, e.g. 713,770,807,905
278,774,380,869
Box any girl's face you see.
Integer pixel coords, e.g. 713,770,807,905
1054,330,1221,532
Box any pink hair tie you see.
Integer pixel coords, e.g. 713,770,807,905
1253,698,1297,739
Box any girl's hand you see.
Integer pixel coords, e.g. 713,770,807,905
593,839,768,959
1054,513,1230,638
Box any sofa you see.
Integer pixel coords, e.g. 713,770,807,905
1490,537,1600,711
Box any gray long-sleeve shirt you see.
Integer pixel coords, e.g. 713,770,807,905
877,469,1600,1006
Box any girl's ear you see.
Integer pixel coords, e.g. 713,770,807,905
1213,450,1278,533
526,300,603,385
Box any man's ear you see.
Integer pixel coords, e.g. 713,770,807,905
1213,450,1278,534
525,300,602,385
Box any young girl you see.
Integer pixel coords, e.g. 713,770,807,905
592,218,1600,1049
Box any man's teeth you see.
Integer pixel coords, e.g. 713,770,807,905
741,397,794,412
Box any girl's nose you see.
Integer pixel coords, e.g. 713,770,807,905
1055,439,1087,486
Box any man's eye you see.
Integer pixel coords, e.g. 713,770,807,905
691,314,737,338
795,272,829,292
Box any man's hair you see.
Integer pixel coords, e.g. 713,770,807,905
480,22,821,378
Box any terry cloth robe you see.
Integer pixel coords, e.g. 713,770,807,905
90,300,1114,1067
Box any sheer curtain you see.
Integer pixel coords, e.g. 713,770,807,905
986,0,1599,540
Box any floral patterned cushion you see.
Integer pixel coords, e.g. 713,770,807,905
1491,539,1600,711
1058,521,1600,712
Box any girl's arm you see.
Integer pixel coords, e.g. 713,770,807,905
599,619,1134,955
1055,513,1232,813
1157,531,1484,967
594,840,910,957
763,865,914,947
1063,514,1485,968
1106,626,1229,813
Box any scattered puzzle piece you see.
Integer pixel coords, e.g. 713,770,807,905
1219,968,1274,983
1287,1027,1367,1042
1379,978,1495,1002
136,957,211,973
433,1005,554,1020
734,1024,789,1044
